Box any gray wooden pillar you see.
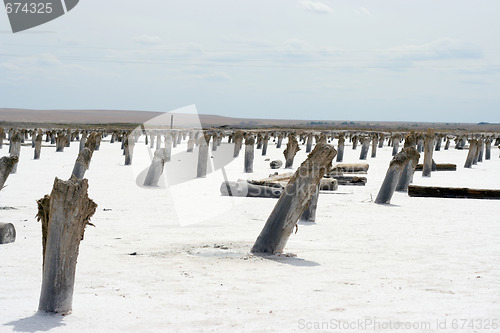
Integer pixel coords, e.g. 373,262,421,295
395,147,420,192
56,133,67,152
336,135,345,162
464,139,477,168
371,134,378,158
352,135,358,150
71,148,92,179
435,135,442,151
444,138,451,150
392,134,400,156
211,134,218,151
164,133,172,162
485,139,491,160
0,127,4,149
477,139,484,162
251,144,337,254
34,133,43,160
262,135,269,156
79,131,87,152
94,134,101,151
276,134,283,149
144,148,168,186
37,176,97,315
359,137,370,160
0,156,18,189
9,132,22,174
378,135,384,148
244,135,255,173
305,134,313,153
124,136,134,165
156,134,161,151
233,131,244,157
187,138,195,152
149,132,155,148
65,129,71,147
300,184,320,222
284,135,300,168
422,129,434,177
197,134,210,178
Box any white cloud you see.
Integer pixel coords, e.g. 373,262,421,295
360,7,371,16
132,35,163,45
299,0,333,14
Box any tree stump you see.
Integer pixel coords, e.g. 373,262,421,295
197,134,210,178
262,135,269,156
336,135,345,162
444,138,451,150
0,156,18,189
124,136,135,166
233,131,244,157
0,127,4,149
164,134,172,162
422,129,434,177
71,148,93,179
392,134,400,156
371,134,378,158
378,135,384,148
34,134,43,160
0,222,16,244
283,135,300,168
144,149,168,186
376,147,419,204
251,144,337,254
55,133,67,152
276,134,283,149
79,131,88,152
187,138,195,152
300,184,319,222
464,139,478,168
244,136,255,173
9,132,22,174
305,134,313,153
359,137,370,160
395,147,420,192
36,176,97,314
485,139,491,160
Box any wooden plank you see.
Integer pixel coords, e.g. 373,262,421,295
408,185,500,200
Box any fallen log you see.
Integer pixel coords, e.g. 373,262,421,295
220,180,283,198
331,163,369,173
415,163,456,171
325,174,366,186
408,185,500,200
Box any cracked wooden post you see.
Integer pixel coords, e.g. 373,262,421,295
444,137,451,150
197,134,210,178
0,156,18,189
485,139,492,160
422,129,434,177
336,134,345,162
144,148,168,186
359,136,370,160
251,144,337,254
392,134,400,156
256,133,263,150
36,176,97,315
276,133,283,149
305,134,313,153
464,139,478,168
149,132,155,148
124,134,135,166
244,135,255,173
262,134,269,156
55,133,67,152
395,147,420,192
376,147,418,204
378,134,385,148
371,134,378,158
477,138,484,163
187,137,195,152
79,131,87,152
416,135,424,153
31,130,36,148
172,131,178,148
34,132,43,160
94,133,101,151
283,134,300,168
233,131,243,157
110,132,115,144
472,138,480,165
9,132,22,174
71,148,93,179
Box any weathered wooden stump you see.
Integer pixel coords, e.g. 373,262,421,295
71,148,93,179
464,139,478,168
331,163,369,173
55,133,67,152
392,134,400,156
336,135,345,162
276,133,283,149
0,222,16,244
164,134,172,162
9,132,22,174
0,127,4,149
187,138,195,152
251,144,337,254
408,185,500,200
485,139,491,160
34,133,43,160
352,135,358,150
376,147,419,204
262,135,269,156
395,147,420,192
144,149,168,186
36,176,97,314
305,134,313,153
444,138,451,150
283,135,300,168
94,134,101,151
371,134,378,158
378,134,385,148
233,131,244,157
124,136,135,166
220,180,282,198
156,134,162,151
477,139,484,163
359,137,370,160
244,135,255,173
422,129,434,177
197,134,210,178
0,156,18,189
300,184,319,222
65,129,71,147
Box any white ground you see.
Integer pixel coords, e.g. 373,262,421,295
1,134,499,332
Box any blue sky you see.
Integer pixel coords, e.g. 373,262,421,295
1,0,499,122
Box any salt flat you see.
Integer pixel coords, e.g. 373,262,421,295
1,136,499,332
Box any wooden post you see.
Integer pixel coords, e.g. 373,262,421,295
172,131,178,148
371,134,378,158
34,133,42,160
149,132,155,148
0,156,18,189
79,131,87,152
283,134,300,168
336,135,345,162
359,137,370,160
435,135,442,151
156,134,161,151
187,138,195,152
395,147,420,192
36,176,97,314
124,135,135,166
164,133,172,162
444,137,451,150
251,144,337,254
197,134,210,178
422,129,434,177
392,134,400,156
300,184,319,222
55,133,67,152
378,134,384,148
256,133,263,150
262,134,269,156
0,127,4,149
305,134,313,153
94,134,101,151
376,147,419,204
276,133,283,149
233,131,243,157
477,139,484,163
485,139,492,160
211,133,218,151
464,139,477,168
65,129,71,147
144,148,168,186
244,135,255,173
71,148,93,179
9,132,22,174
352,135,358,150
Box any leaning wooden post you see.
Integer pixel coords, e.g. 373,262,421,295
124,135,135,166
422,129,434,177
392,134,400,156
251,144,337,254
233,131,244,157
336,135,345,162
79,131,87,152
464,139,478,168
71,148,93,179
300,184,320,222
196,134,210,178
444,137,451,150
477,138,484,163
36,176,97,315
371,134,378,158
359,137,370,160
144,148,168,186
395,147,420,192
34,133,42,160
244,135,255,173
0,156,18,189
305,134,313,153
283,134,300,168
9,132,22,174
485,139,492,160
55,133,67,152
376,148,418,204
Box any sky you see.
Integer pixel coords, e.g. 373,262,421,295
0,0,499,123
